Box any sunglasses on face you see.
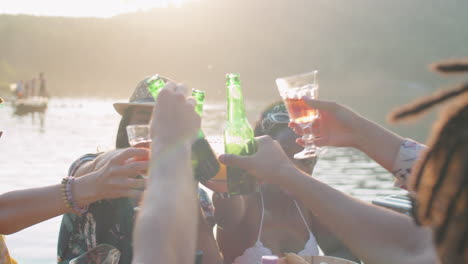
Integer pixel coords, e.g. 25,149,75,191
260,112,316,170
260,113,290,133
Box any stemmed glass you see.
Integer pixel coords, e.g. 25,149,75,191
126,124,151,211
276,70,320,159
126,125,151,149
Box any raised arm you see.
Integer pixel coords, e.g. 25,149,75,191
219,136,437,264
0,148,148,235
292,99,408,172
292,98,427,188
132,84,201,264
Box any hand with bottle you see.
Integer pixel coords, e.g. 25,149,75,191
219,136,295,185
149,82,200,147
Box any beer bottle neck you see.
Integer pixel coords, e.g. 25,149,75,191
147,75,165,100
194,95,205,116
226,83,247,123
192,89,206,138
195,103,204,116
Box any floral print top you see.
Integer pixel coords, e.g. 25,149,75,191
391,139,427,190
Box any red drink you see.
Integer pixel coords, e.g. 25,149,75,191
127,139,152,162
130,139,152,149
284,98,318,124
133,140,151,149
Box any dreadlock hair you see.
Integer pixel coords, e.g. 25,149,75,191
388,82,468,122
389,58,468,122
389,59,468,263
429,58,468,75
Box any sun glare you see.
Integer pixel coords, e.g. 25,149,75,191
0,0,196,18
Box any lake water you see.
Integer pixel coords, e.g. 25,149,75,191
0,98,407,263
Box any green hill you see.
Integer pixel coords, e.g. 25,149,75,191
0,0,467,102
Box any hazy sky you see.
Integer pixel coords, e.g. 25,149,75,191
0,0,195,17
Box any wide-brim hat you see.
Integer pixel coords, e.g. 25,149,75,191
113,75,174,115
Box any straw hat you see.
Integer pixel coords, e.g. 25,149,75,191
113,75,174,115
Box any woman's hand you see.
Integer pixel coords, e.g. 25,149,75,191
90,149,127,171
292,97,406,173
290,98,365,149
76,148,149,205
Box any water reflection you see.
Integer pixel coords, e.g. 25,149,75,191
11,98,48,133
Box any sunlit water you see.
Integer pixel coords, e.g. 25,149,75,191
0,98,406,263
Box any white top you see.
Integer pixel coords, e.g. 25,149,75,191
232,191,319,264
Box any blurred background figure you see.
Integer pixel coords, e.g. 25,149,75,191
38,72,48,98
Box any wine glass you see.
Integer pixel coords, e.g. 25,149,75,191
276,70,320,159
126,124,151,148
126,124,151,211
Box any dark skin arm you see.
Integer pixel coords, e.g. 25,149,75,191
213,194,254,264
308,211,360,262
197,206,223,264
212,194,247,231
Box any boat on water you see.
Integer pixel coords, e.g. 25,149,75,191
13,96,48,115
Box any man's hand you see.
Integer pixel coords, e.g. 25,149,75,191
219,136,296,185
150,82,200,147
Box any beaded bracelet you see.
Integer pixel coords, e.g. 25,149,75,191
61,177,88,215
61,177,73,210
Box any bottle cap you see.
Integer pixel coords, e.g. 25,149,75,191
226,73,241,85
192,88,206,99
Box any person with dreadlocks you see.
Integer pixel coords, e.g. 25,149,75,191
218,59,468,264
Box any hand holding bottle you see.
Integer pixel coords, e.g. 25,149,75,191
219,136,296,185
150,83,200,146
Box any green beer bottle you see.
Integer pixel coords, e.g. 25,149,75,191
224,73,257,195
146,74,166,99
191,89,220,182
192,89,207,139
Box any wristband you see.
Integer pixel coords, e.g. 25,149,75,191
391,139,427,189
61,177,88,215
